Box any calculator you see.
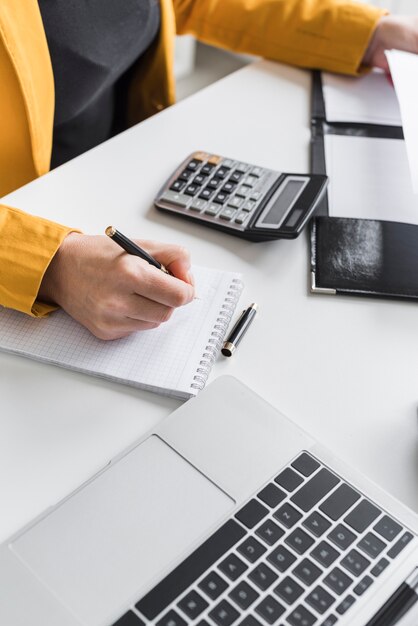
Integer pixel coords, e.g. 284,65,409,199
154,152,328,241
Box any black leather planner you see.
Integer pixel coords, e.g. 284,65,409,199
309,72,418,301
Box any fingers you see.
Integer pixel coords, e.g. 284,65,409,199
133,239,194,285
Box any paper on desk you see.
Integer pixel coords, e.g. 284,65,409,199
386,50,418,194
322,69,402,126
325,134,418,224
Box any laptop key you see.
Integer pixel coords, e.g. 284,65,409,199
328,524,356,550
320,616,337,626
357,532,386,558
237,536,267,563
303,511,331,537
341,549,370,576
275,468,304,492
387,531,414,558
273,576,304,605
323,567,353,595
311,541,339,568
229,581,260,609
198,571,229,600
256,519,284,546
293,558,322,586
219,553,248,581
156,609,187,626
267,544,297,572
113,611,145,626
274,503,302,529
136,519,245,619
373,515,403,542
178,590,208,619
291,468,339,512
209,599,240,626
236,499,269,529
353,575,373,596
255,595,286,624
319,483,360,521
291,453,320,477
287,604,316,626
305,585,335,614
238,616,263,626
344,499,381,533
370,557,389,577
285,527,315,554
336,594,356,615
258,483,286,507
248,562,278,591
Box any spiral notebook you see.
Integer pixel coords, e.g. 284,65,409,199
0,266,243,399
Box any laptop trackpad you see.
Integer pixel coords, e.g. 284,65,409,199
11,435,234,626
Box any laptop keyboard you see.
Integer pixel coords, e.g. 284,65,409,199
112,452,415,626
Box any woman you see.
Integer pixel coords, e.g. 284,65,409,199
0,1,417,339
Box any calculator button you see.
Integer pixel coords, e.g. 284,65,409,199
205,203,221,216
179,169,193,181
215,168,229,179
236,186,250,198
223,182,237,193
235,212,249,225
185,184,199,196
220,208,236,220
190,199,207,211
228,196,243,209
194,174,208,185
199,189,214,200
160,191,190,207
186,159,202,171
222,159,234,168
207,178,221,189
235,163,249,173
201,163,216,175
207,155,222,165
250,167,263,177
250,191,262,200
230,172,243,183
214,192,229,204
242,200,256,212
170,180,186,191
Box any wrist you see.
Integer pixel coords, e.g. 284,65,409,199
38,232,83,305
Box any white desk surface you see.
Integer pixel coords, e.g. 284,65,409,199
1,60,417,544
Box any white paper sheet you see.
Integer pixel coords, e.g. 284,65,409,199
325,134,418,224
322,69,402,126
386,49,418,194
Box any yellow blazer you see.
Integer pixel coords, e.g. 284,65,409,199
0,0,384,316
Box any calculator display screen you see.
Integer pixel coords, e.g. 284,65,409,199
256,177,308,229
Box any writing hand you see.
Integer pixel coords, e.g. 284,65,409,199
38,233,195,340
362,16,418,72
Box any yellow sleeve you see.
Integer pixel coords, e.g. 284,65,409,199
0,204,79,317
173,0,387,75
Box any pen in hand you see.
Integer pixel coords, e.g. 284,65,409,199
105,226,172,275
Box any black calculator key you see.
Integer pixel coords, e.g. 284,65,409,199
209,599,240,626
178,590,209,619
187,158,202,171
291,468,339,512
255,595,285,624
230,171,243,183
370,557,389,577
275,468,304,492
353,575,373,596
199,571,229,600
336,594,356,615
373,515,402,542
285,528,315,554
273,576,304,605
237,537,267,563
170,180,186,191
358,532,386,558
184,184,199,196
223,181,237,193
287,605,316,626
303,511,331,537
274,503,302,529
236,499,269,529
229,581,259,609
219,553,248,581
256,519,284,546
387,531,414,558
113,611,145,626
305,585,335,614
238,616,262,626
249,563,278,591
207,178,221,189
215,167,229,179
199,188,214,200
201,163,216,174
311,541,339,568
156,610,187,626
323,567,353,595
258,483,286,508
179,169,194,180
291,453,320,477
344,499,381,533
319,483,360,521
193,173,208,185
327,524,356,550
213,192,229,204
340,549,370,576
267,545,297,572
293,558,322,586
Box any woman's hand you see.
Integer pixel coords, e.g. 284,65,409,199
38,233,195,340
362,15,418,72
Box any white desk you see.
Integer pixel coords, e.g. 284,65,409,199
1,60,417,546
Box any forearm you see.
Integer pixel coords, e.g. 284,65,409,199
173,0,386,75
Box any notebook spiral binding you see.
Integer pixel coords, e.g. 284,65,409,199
190,278,243,391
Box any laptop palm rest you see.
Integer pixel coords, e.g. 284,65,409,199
10,435,233,626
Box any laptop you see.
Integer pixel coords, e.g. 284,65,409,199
0,376,417,626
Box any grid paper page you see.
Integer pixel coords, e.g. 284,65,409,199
0,266,242,399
